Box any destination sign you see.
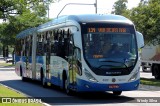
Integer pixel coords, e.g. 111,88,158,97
88,28,128,33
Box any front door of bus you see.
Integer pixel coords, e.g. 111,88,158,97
67,33,76,86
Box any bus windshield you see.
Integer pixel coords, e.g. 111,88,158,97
82,23,138,76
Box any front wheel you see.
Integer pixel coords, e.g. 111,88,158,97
64,78,73,95
113,91,122,96
41,70,47,88
20,66,27,82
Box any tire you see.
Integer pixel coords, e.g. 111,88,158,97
41,69,47,88
20,66,27,82
113,91,122,96
153,65,160,80
64,76,73,95
142,66,147,72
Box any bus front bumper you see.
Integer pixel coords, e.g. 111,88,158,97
76,79,140,92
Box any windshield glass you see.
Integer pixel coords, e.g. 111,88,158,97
81,23,138,76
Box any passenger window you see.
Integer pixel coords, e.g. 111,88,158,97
37,34,43,56
74,48,81,61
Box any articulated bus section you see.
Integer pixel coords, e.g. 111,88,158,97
15,14,144,95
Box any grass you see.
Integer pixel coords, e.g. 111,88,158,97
0,63,15,67
0,85,43,106
140,78,160,87
0,85,24,97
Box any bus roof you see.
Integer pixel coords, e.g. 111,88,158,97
67,14,133,23
16,14,133,38
16,27,36,38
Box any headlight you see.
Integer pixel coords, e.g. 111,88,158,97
84,68,98,82
128,69,139,82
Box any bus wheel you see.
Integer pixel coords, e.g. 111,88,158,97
142,66,147,72
22,76,27,82
41,70,47,88
153,65,160,79
20,66,27,82
113,91,122,96
64,78,72,95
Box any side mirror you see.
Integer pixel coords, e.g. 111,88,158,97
136,31,144,49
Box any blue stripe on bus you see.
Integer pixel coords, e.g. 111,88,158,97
76,79,139,92
36,56,44,64
15,56,21,62
51,76,62,87
15,56,33,63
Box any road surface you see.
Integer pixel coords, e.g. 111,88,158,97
0,68,160,106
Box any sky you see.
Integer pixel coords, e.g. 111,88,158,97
48,0,141,18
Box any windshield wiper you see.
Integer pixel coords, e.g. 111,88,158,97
98,59,130,72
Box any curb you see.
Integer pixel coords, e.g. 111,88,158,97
0,83,29,97
0,67,15,69
139,84,160,91
0,83,51,106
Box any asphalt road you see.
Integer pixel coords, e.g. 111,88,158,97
0,68,160,106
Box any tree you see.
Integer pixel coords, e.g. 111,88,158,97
111,0,128,15
0,0,59,20
0,0,60,57
129,0,160,44
112,0,160,44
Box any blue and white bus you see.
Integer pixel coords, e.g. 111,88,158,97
15,14,144,95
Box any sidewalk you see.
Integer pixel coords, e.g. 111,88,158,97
139,84,160,91
0,58,15,69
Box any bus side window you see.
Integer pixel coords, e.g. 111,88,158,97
43,32,51,55
67,29,74,57
15,39,21,56
27,36,31,56
22,39,25,56
50,30,55,56
45,31,51,54
29,36,32,56
36,34,43,56
52,30,59,55
42,34,45,55
25,37,29,56
43,33,47,54
57,30,65,58
74,48,81,61
74,47,82,72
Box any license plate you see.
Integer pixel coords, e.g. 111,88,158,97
109,84,119,88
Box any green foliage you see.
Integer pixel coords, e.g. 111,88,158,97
0,0,56,19
112,0,128,15
0,43,3,55
112,0,160,44
0,0,60,46
0,85,43,106
129,0,160,44
141,78,160,87
0,15,49,46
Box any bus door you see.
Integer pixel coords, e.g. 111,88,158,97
25,37,30,78
66,30,76,86
44,32,51,81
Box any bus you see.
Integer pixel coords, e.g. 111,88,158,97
15,14,144,95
